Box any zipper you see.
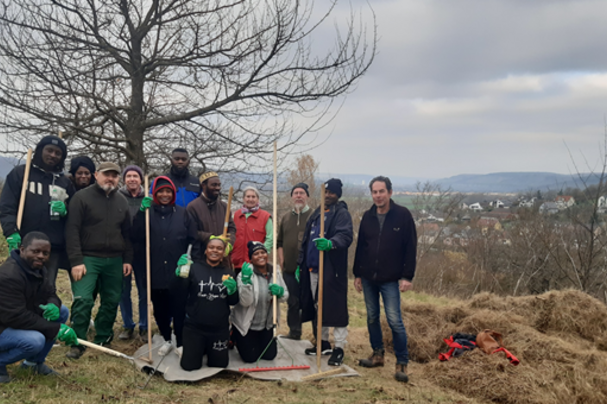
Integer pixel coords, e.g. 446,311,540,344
373,213,382,280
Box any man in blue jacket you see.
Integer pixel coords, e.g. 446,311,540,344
160,148,201,208
0,135,75,284
353,176,417,383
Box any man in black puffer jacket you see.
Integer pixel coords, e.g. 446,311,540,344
0,135,75,284
353,176,417,383
0,232,76,383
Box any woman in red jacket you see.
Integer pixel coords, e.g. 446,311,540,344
231,187,273,275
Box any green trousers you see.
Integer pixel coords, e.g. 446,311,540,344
71,256,123,344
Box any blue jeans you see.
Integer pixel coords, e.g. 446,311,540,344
0,305,69,366
119,262,147,330
361,278,409,365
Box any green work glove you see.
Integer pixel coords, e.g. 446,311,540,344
49,201,67,216
241,262,253,285
39,303,60,321
268,283,284,298
175,266,181,277
313,237,333,251
295,266,300,283
56,323,79,346
177,254,190,267
6,232,21,251
223,276,237,296
139,196,153,212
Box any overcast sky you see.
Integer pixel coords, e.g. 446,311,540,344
309,0,607,179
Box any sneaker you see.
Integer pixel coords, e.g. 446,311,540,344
328,347,344,366
305,340,332,356
139,328,149,343
0,366,10,384
394,364,409,383
175,346,183,358
118,328,134,340
158,341,173,356
358,349,385,368
66,345,86,360
19,362,58,376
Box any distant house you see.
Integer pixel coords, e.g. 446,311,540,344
518,197,537,208
539,202,559,215
477,216,502,232
489,200,506,209
555,195,575,209
468,202,483,212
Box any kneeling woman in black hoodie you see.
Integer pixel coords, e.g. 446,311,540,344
176,237,239,370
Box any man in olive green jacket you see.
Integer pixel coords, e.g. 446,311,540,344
64,162,133,359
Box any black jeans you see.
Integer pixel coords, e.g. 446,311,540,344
180,325,230,370
283,272,301,337
233,327,276,363
150,286,185,347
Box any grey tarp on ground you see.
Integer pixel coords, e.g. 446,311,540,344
133,334,359,382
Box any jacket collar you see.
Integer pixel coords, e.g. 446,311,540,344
119,185,145,198
370,199,394,216
10,249,44,280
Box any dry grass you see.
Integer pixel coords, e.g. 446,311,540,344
1,273,478,404
381,289,607,404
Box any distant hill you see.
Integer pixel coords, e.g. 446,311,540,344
433,172,601,193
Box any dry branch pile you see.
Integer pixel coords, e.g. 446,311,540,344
384,290,607,404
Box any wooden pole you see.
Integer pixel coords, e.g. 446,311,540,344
144,176,153,363
16,149,33,230
316,182,326,372
272,142,278,334
222,186,234,238
77,339,134,362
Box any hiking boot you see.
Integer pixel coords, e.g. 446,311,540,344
283,331,301,340
358,349,385,368
394,363,409,383
158,341,174,356
66,345,86,360
328,347,344,366
19,362,58,376
0,366,10,384
139,328,149,343
305,340,332,356
118,328,134,340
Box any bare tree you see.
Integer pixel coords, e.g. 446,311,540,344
0,0,375,171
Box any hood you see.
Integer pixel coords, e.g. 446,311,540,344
152,176,176,205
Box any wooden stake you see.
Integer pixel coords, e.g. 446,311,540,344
16,149,33,230
272,142,278,333
222,186,234,238
77,339,134,362
317,182,326,373
143,175,153,364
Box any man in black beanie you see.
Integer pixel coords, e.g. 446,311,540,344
298,178,353,366
0,135,76,284
277,182,313,340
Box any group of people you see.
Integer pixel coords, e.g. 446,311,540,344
0,135,418,385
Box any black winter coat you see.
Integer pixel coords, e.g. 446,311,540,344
353,200,417,282
132,203,198,289
0,164,75,248
298,201,353,327
0,250,62,340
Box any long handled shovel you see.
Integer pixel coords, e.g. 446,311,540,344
16,149,33,230
223,186,234,239
239,141,310,373
142,176,153,364
301,182,343,381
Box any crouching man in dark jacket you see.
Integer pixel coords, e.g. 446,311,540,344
353,176,417,383
0,232,78,384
